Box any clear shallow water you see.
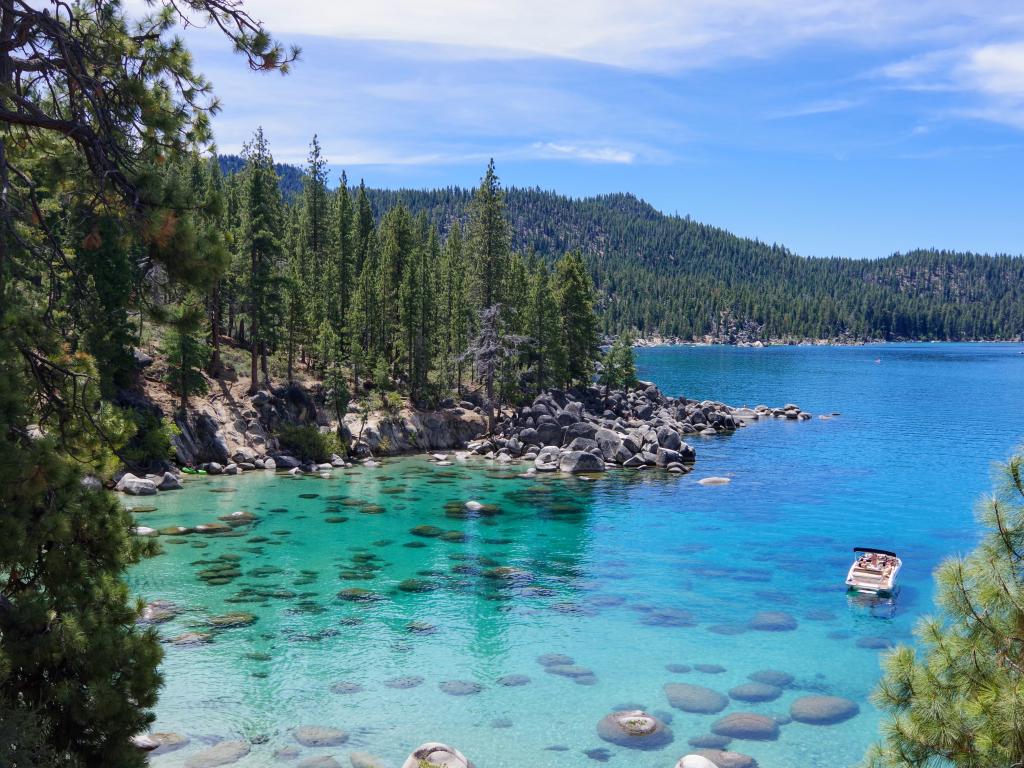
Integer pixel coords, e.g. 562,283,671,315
130,343,1024,768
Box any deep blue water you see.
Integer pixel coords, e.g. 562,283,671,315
130,343,1024,768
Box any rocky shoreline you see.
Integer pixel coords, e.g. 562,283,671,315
114,381,811,495
467,383,809,475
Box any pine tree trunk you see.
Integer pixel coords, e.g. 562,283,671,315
485,369,495,432
287,330,294,383
180,347,188,412
210,283,221,373
249,332,258,396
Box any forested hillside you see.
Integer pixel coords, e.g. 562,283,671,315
363,187,1024,341
221,155,1023,341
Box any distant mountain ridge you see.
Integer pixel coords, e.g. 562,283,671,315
218,155,1024,341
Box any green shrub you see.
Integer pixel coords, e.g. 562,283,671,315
276,424,340,462
121,410,178,467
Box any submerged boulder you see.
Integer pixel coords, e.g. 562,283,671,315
293,725,349,747
664,683,729,714
728,683,782,703
596,710,674,750
790,695,860,725
400,742,474,768
747,611,798,631
711,712,779,740
297,758,342,768
350,753,388,768
439,680,483,696
183,740,250,768
747,670,794,688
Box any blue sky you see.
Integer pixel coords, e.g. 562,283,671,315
171,1,1023,259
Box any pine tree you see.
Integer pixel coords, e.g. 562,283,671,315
0,4,295,763
73,215,138,397
354,181,375,275
333,171,355,360
556,250,600,386
299,135,333,373
598,332,637,404
283,206,306,383
439,222,470,393
527,259,567,392
867,452,1024,768
466,159,511,311
463,305,527,431
163,297,210,411
239,128,285,394
379,205,415,382
204,155,229,375
349,227,382,388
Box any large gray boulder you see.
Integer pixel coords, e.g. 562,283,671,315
172,412,231,465
562,422,597,444
536,422,563,445
401,742,474,768
273,454,302,469
614,443,634,463
116,473,157,496
656,447,682,467
675,756,719,768
558,451,606,473
686,750,758,768
657,426,682,450
595,428,624,462
519,427,541,445
565,437,599,453
156,472,182,491
232,446,259,463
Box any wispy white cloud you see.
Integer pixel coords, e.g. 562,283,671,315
881,40,1024,129
765,98,863,120
146,0,1024,73
527,142,636,163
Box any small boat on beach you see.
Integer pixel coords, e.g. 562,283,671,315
846,547,901,595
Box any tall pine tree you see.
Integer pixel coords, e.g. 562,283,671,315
239,128,285,394
466,159,511,312
556,251,600,386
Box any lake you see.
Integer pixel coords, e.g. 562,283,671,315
130,342,1024,768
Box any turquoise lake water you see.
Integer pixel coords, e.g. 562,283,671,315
129,343,1024,768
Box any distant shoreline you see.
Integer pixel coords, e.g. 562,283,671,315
632,337,1024,349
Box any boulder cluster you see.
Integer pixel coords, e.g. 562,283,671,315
468,383,780,473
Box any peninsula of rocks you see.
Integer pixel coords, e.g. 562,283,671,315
467,383,809,474
115,377,811,494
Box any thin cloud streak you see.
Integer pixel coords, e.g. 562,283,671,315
765,98,863,120
223,0,1023,72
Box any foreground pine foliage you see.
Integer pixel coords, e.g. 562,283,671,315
868,452,1024,768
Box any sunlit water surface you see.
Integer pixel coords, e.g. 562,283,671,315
130,343,1024,768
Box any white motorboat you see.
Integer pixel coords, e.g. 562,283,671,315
845,547,901,595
